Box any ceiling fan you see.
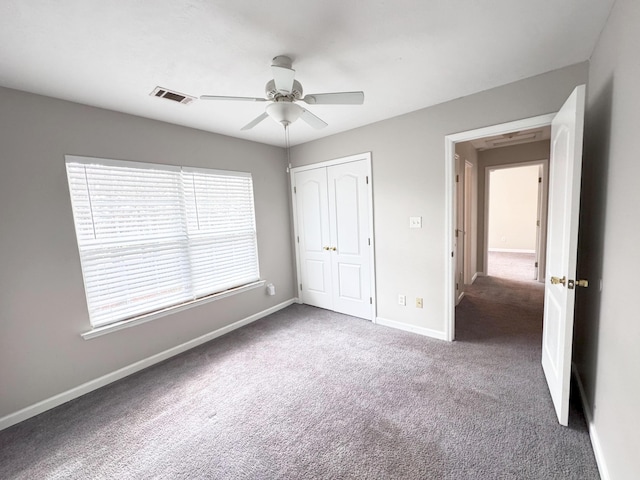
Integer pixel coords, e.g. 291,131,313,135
200,55,364,131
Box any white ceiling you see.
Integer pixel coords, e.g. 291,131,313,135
0,1,613,147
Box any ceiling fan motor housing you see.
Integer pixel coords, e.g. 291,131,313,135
265,79,303,101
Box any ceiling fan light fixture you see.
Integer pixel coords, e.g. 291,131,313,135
267,102,303,126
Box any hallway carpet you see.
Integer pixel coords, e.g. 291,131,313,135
488,251,537,281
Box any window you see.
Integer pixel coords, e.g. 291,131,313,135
65,156,260,328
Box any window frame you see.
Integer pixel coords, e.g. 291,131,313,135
65,155,263,339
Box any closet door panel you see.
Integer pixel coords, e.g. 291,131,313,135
328,160,372,320
295,168,333,310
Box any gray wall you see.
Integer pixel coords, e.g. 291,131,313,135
575,0,640,476
477,140,550,273
290,63,587,333
0,87,294,418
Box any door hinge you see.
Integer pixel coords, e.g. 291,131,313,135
299,283,302,290
538,177,542,183
456,282,459,290
294,186,297,194
366,175,369,184
297,236,299,243
451,251,454,257
456,174,459,183
536,220,540,227
535,261,539,268
368,238,371,246
369,297,372,304
455,229,459,238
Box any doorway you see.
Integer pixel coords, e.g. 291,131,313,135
485,161,548,282
445,86,586,426
444,114,555,341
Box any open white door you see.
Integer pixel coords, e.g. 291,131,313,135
541,84,586,426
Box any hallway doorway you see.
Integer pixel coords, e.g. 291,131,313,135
444,113,554,342
485,162,547,282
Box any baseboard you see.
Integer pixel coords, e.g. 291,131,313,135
0,298,296,432
376,317,447,341
572,363,611,480
488,248,536,253
471,272,478,283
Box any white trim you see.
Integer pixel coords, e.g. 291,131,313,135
0,298,296,432
572,364,611,480
290,152,377,321
82,281,266,339
471,272,479,283
366,154,377,321
290,152,371,173
376,317,447,341
444,113,555,342
444,114,556,144
488,248,536,253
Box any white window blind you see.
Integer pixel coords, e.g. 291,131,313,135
65,156,260,328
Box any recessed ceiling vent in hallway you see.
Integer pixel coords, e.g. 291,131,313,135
150,87,195,105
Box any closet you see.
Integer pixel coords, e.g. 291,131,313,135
291,153,375,320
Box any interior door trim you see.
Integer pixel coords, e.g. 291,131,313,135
444,114,555,342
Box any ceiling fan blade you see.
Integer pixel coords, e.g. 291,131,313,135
241,112,270,131
302,91,365,105
271,65,295,94
300,108,328,129
200,95,267,102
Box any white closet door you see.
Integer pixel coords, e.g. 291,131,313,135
295,168,333,310
327,160,372,319
293,156,374,321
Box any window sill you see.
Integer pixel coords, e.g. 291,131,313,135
81,280,266,340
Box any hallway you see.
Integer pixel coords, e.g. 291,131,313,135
455,275,599,478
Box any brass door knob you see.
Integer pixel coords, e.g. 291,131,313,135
550,276,566,286
576,279,589,288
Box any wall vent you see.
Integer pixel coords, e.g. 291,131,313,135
150,86,196,105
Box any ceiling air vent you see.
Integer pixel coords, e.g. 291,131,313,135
150,86,196,105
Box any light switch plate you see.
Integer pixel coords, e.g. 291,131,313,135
409,216,422,228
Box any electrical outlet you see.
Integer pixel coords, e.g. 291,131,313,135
398,294,406,306
416,297,423,308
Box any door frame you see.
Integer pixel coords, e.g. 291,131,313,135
290,151,377,321
463,160,473,285
483,159,549,281
444,114,555,341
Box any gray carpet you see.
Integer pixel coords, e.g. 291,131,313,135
488,251,537,281
0,278,599,479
